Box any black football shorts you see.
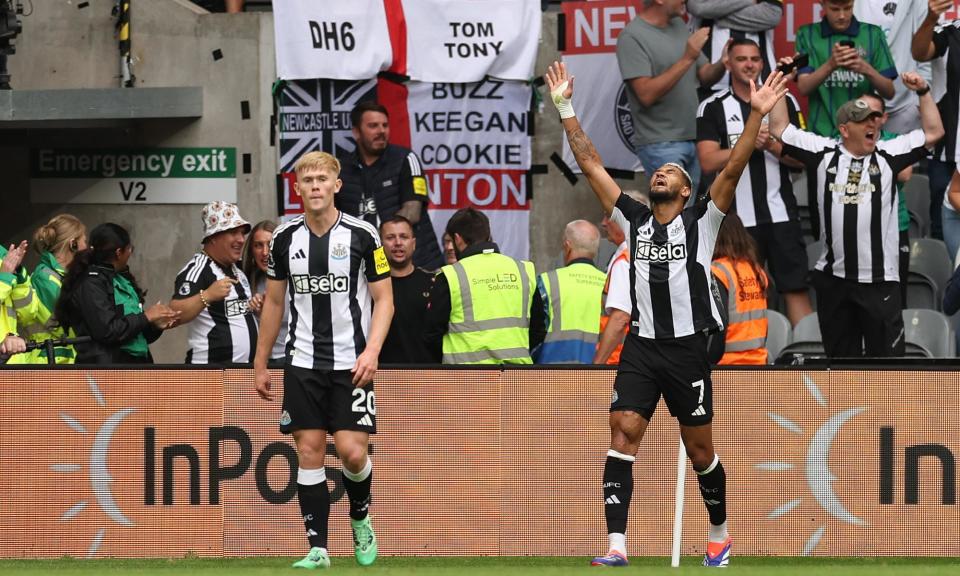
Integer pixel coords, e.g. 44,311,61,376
611,331,713,426
280,365,377,434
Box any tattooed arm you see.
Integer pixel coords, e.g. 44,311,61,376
545,61,622,215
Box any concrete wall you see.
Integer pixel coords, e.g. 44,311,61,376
0,2,644,363
1,0,276,362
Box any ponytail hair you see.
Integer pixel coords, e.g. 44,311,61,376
55,223,132,328
712,213,768,293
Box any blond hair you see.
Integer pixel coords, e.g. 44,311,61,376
293,151,341,177
33,214,86,255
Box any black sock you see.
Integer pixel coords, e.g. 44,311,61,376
342,458,372,521
695,455,727,527
602,450,635,535
297,468,330,548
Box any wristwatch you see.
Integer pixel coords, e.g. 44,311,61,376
916,85,931,96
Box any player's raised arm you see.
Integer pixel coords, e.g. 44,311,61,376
710,71,789,213
545,61,621,215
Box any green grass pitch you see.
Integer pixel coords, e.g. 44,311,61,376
1,557,959,575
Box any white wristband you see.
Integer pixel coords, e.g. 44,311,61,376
551,81,576,119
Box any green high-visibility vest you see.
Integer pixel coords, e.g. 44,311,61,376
441,251,536,365
535,262,606,364
20,251,76,364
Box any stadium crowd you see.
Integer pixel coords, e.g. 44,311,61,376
2,0,960,367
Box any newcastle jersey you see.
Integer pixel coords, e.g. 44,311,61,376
697,90,803,226
780,125,928,282
173,253,258,364
267,212,390,370
610,193,726,339
696,25,777,95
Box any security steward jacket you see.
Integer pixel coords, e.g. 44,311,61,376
0,244,40,365
423,241,547,364
60,264,161,364
19,251,76,364
337,144,444,269
533,258,606,364
710,257,768,365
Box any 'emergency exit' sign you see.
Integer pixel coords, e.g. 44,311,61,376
29,148,237,204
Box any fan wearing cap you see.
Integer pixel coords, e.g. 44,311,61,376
170,201,259,364
769,65,944,358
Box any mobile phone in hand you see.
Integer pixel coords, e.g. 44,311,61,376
838,40,855,48
777,53,809,74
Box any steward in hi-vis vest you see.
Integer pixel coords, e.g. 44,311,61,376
423,207,546,365
441,250,536,364
0,242,40,365
710,257,768,365
534,261,606,363
21,251,76,364
534,220,606,364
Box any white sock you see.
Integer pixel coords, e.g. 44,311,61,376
709,521,729,543
342,456,372,482
608,532,626,555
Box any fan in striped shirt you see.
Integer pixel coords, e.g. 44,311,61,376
769,62,944,358
546,61,790,568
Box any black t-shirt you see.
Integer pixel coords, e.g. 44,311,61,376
380,268,435,364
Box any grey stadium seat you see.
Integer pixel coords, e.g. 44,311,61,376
792,311,822,343
765,309,793,364
903,308,955,358
907,238,953,311
776,312,824,363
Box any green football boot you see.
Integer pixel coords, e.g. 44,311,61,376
351,516,378,566
292,547,330,569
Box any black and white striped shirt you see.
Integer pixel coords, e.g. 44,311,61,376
267,212,390,370
610,193,726,339
697,26,776,95
697,90,803,226
933,20,960,163
173,253,258,364
781,125,928,282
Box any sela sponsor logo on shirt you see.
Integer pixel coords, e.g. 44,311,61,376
331,243,349,260
292,273,350,295
635,240,687,262
224,298,251,317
